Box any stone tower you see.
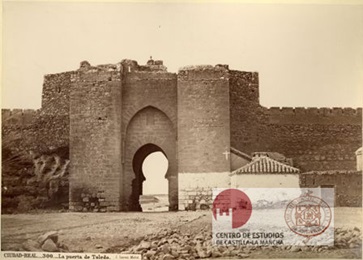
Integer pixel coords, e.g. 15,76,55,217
177,66,231,210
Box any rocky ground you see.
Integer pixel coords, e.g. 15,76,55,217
118,223,362,259
1,208,362,259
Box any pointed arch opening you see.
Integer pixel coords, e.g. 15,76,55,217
130,143,169,212
123,106,178,212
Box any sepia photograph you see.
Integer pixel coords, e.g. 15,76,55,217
1,1,362,259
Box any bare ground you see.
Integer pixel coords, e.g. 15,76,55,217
1,208,362,258
1,211,204,252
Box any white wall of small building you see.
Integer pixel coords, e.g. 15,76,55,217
231,173,300,188
178,172,230,210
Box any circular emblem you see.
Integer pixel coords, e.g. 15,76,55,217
284,191,332,238
212,189,252,228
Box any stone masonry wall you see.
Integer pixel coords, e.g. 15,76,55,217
177,65,231,173
177,65,231,210
1,72,73,212
229,70,264,155
229,69,362,172
260,107,362,171
300,171,362,207
69,63,122,212
2,109,39,154
121,69,177,129
42,72,73,116
2,72,73,153
121,62,178,210
37,72,73,152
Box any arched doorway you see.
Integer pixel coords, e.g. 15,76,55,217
123,106,178,211
130,144,169,211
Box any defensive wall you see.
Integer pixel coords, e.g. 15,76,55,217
300,170,362,207
1,59,362,212
229,71,362,172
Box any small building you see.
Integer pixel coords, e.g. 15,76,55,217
231,154,300,188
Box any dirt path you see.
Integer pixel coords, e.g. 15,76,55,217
1,211,203,252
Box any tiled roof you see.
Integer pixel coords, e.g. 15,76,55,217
232,156,300,174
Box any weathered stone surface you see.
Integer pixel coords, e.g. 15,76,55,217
290,246,301,252
162,254,174,260
170,250,179,258
211,250,222,257
38,231,58,245
197,249,209,258
139,241,151,250
161,244,170,254
22,240,41,251
144,250,156,258
222,250,231,257
41,239,59,252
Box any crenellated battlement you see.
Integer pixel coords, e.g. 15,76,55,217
265,106,362,126
266,106,362,116
1,109,40,125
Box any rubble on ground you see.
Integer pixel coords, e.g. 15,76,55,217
119,227,362,259
22,231,69,252
17,226,362,258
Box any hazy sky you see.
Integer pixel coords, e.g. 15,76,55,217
142,152,168,195
2,2,363,109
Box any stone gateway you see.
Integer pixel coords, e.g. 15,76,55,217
1,59,362,212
